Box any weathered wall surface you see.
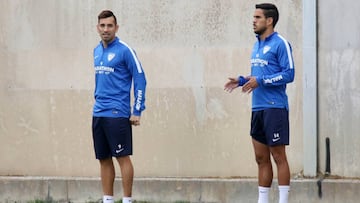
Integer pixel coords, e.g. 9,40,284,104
318,0,360,177
0,0,303,177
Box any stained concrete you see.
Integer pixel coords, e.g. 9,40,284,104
0,0,360,187
1,176,359,203
0,0,303,178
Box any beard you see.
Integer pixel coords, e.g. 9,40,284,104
101,33,113,42
254,26,266,35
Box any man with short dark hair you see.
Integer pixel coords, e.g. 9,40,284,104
225,3,294,203
92,10,147,203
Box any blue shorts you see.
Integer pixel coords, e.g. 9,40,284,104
92,117,132,159
250,108,289,146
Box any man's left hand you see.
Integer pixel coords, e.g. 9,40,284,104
242,76,259,93
130,115,141,126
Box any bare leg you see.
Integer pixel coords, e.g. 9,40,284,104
116,155,134,197
252,139,273,187
270,145,290,185
100,158,115,195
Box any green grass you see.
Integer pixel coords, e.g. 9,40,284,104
27,200,52,203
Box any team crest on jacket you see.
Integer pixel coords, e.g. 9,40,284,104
108,53,115,61
263,46,271,54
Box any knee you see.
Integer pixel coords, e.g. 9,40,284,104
271,153,288,165
255,154,271,165
116,156,132,166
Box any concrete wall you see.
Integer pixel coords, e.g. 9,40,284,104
317,0,360,177
1,0,303,178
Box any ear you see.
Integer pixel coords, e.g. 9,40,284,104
266,17,274,27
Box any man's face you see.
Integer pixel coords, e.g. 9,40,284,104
253,9,269,35
97,16,118,44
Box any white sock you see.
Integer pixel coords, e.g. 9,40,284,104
103,195,114,203
278,185,290,203
122,197,132,203
258,186,270,203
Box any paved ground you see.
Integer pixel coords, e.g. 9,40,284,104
1,176,359,203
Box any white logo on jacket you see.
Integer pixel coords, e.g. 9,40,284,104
263,46,271,54
264,75,283,84
135,90,143,111
108,53,115,61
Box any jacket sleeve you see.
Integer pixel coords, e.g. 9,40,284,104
257,41,295,87
125,48,147,116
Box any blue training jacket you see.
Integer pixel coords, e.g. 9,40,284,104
93,37,146,118
250,32,295,111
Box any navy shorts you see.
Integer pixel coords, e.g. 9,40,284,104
92,117,132,159
250,108,289,146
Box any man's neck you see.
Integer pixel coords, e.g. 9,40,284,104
102,37,116,48
259,28,274,41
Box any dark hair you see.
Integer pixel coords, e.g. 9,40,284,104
255,3,279,27
98,10,117,25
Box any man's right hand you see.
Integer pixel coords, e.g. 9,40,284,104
224,77,240,93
